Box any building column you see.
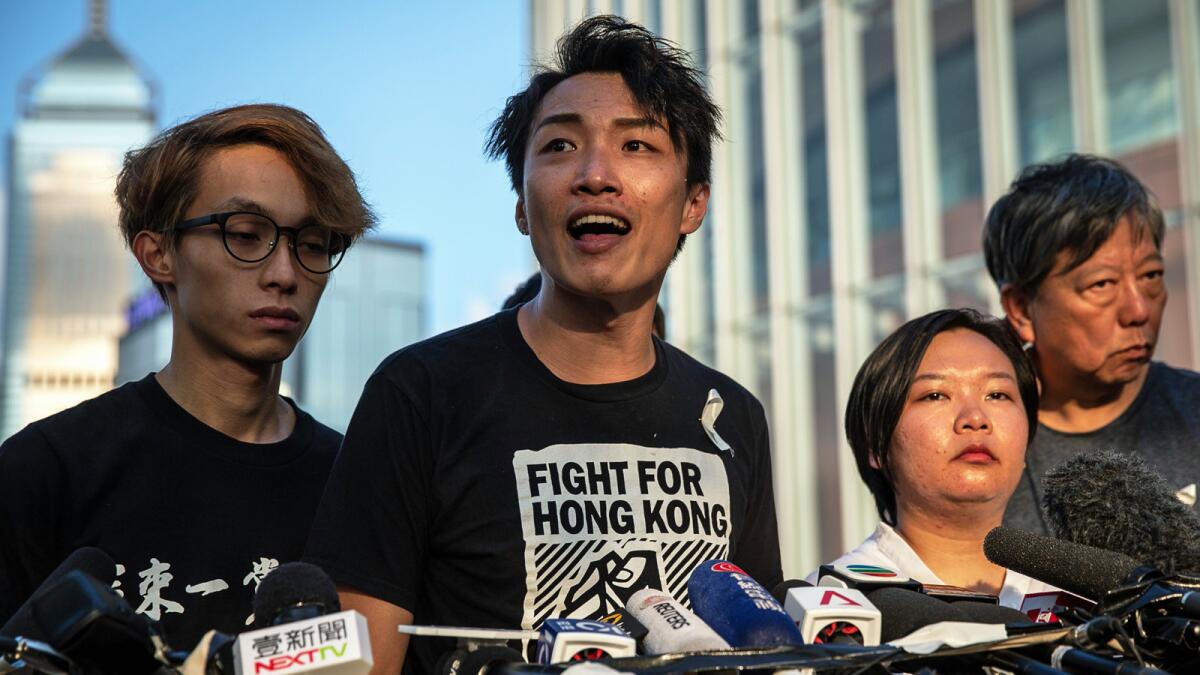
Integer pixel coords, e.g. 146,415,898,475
1170,0,1200,365
894,0,945,318
822,0,876,549
760,0,818,575
974,0,1019,206
660,1,713,359
974,0,1019,315
1066,0,1108,153
706,0,758,385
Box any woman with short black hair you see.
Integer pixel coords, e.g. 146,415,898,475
806,308,1061,608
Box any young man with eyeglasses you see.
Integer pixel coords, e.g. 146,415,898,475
0,104,374,647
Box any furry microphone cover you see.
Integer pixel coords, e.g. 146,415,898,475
1041,449,1200,574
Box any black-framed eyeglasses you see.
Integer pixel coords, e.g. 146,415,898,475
175,211,349,274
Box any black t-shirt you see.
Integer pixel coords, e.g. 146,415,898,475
1005,361,1200,533
0,374,341,649
305,308,783,673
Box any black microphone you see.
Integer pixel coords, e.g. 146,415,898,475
210,562,371,675
29,569,177,675
1042,449,1200,574
251,561,340,628
863,586,963,643
869,588,1164,674
985,525,1200,668
1,546,117,641
984,526,1142,602
770,579,811,603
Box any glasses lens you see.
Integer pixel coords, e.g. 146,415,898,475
223,213,277,262
294,226,347,273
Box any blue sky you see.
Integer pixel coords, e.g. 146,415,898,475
0,1,535,335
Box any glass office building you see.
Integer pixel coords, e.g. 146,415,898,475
2,4,155,438
529,0,1200,576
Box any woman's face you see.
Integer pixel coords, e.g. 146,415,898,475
881,328,1029,519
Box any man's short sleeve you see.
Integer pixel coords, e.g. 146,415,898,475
0,426,67,622
304,368,432,612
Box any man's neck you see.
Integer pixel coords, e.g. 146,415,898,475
894,503,1006,595
156,345,294,444
1037,364,1149,433
517,284,658,385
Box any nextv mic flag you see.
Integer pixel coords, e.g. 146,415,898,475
514,443,732,632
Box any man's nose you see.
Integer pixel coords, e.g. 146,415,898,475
260,234,300,291
1118,277,1152,326
572,146,621,195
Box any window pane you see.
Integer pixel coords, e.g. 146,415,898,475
1014,0,1073,165
934,0,985,260
1103,0,1177,153
795,8,831,295
856,0,904,279
805,308,842,560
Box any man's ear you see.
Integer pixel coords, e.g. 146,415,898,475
679,182,710,236
515,197,528,236
132,230,175,287
1000,284,1036,345
868,453,881,471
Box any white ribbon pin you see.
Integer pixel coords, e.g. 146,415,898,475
1177,483,1197,507
700,388,732,455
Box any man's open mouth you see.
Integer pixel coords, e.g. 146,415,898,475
568,214,631,239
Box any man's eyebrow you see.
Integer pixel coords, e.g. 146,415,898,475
1139,251,1165,266
214,197,322,228
534,113,582,132
614,116,665,131
215,197,266,214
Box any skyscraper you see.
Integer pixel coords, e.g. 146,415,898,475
2,0,155,438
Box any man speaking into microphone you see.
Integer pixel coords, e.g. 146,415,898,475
305,15,783,674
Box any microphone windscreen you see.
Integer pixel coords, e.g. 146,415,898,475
1042,449,1200,574
983,526,1139,601
251,561,339,628
625,588,729,654
770,579,811,604
688,560,803,647
864,587,962,643
952,601,1037,626
0,546,116,639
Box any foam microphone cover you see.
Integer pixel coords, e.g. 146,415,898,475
770,579,812,604
625,588,729,654
251,561,340,628
0,546,117,639
687,560,803,647
952,601,1038,626
864,587,963,643
1042,449,1200,574
984,526,1140,601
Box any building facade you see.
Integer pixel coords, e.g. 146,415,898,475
2,4,155,438
529,0,1200,577
116,237,426,432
